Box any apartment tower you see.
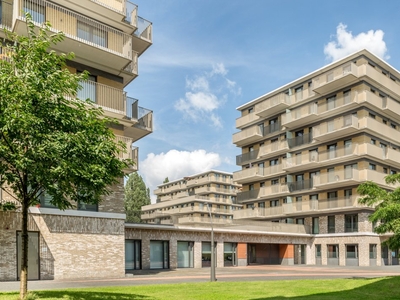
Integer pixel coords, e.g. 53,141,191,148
233,49,400,266
0,0,152,280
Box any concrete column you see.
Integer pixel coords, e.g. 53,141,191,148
142,239,150,270
217,242,224,268
169,238,177,269
339,243,346,266
194,241,202,268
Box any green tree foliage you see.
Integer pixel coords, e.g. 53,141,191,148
125,172,151,223
0,16,129,299
358,174,400,249
163,177,169,184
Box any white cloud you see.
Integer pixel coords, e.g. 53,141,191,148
175,63,240,128
140,149,221,202
324,23,389,62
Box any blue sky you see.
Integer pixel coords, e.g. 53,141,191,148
126,0,400,201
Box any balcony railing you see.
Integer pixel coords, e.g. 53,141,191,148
16,0,133,59
233,165,284,183
282,102,318,128
288,179,313,192
0,0,13,29
255,92,291,117
124,0,138,26
313,169,360,188
287,133,313,148
236,150,259,165
259,140,289,158
237,189,260,203
233,206,283,219
313,62,358,94
314,114,358,141
134,16,152,41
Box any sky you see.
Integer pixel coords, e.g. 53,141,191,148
126,0,400,202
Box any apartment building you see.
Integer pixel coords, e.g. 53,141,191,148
0,0,152,280
141,170,242,226
232,49,400,267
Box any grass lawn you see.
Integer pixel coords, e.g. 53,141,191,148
1,277,399,299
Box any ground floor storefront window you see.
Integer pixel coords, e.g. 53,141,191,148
150,240,169,269
177,241,194,268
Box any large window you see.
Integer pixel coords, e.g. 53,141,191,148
224,243,237,267
77,20,107,48
177,241,194,268
369,244,377,259
346,245,358,258
202,242,216,268
327,244,338,258
150,241,169,269
315,244,321,258
345,214,358,232
125,240,141,270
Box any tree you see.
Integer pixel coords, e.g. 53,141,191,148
357,174,400,250
125,172,151,223
163,177,169,184
0,16,129,299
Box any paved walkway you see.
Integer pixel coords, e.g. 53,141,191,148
1,265,400,292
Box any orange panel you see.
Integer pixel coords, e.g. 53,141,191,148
279,244,294,259
237,243,247,259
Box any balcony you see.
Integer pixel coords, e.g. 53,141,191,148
236,150,259,166
287,133,313,149
282,152,319,172
233,206,283,219
237,189,260,203
282,102,318,128
288,179,313,192
13,0,133,71
313,63,359,94
383,96,400,121
314,114,359,142
195,186,237,195
385,148,400,169
233,165,285,184
259,184,290,199
317,143,359,168
233,167,265,184
259,140,289,159
361,116,400,145
313,169,360,189
132,16,152,55
186,175,234,188
282,200,318,216
255,92,291,118
233,125,263,146
236,111,261,129
177,216,233,225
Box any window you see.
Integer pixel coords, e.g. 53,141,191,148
383,119,387,125
327,245,338,258
345,214,358,232
369,113,376,119
77,20,107,48
296,218,304,225
296,196,302,202
391,123,397,129
371,139,376,145
344,139,352,155
312,217,319,234
369,163,376,170
327,143,336,159
391,170,397,175
259,202,265,208
248,107,254,113
369,244,377,259
327,95,336,110
270,200,279,207
271,179,279,185
328,191,337,200
383,167,388,174
346,245,358,259
315,244,321,258
78,73,97,102
295,86,303,101
270,159,278,166
328,216,335,233
327,168,335,182
125,240,141,270
344,189,352,199
343,90,351,104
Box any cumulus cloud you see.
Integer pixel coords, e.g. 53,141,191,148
140,149,221,202
324,23,389,62
175,63,241,128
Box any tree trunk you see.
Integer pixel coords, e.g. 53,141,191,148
19,198,29,299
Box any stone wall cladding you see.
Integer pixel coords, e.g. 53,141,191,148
0,212,125,281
